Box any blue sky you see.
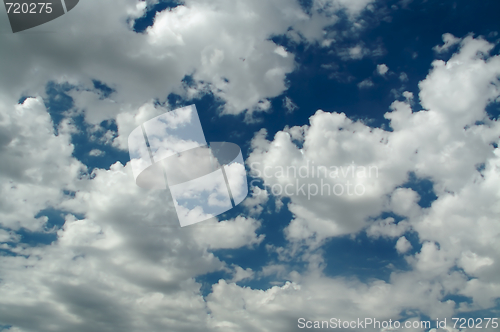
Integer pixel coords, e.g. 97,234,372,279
0,0,500,331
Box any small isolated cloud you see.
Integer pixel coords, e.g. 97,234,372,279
396,236,412,254
348,44,367,59
89,149,105,157
358,78,374,88
283,96,298,113
402,91,414,102
399,72,409,82
377,64,389,75
433,33,461,53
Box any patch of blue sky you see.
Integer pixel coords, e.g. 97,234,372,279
44,81,75,130
195,270,230,297
43,82,129,172
133,0,183,33
399,172,437,208
485,101,500,121
34,207,67,230
442,294,473,308
69,114,129,172
9,208,83,247
322,231,416,283
92,80,115,99
15,228,57,246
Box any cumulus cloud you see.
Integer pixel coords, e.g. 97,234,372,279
377,63,389,75
0,97,86,231
396,236,412,254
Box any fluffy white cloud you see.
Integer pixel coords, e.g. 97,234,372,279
396,236,412,254
0,96,86,231
377,63,389,75
191,216,264,249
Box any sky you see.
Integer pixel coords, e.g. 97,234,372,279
0,0,500,331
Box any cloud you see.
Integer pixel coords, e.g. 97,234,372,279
191,216,265,249
396,236,412,254
377,63,389,75
283,96,298,114
433,33,461,53
358,78,374,88
0,97,86,232
89,149,105,157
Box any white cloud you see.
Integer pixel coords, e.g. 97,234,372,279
0,97,86,231
191,216,265,249
358,78,374,88
396,236,412,254
433,33,461,53
377,63,389,75
283,96,298,114
89,149,105,157
367,217,411,239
